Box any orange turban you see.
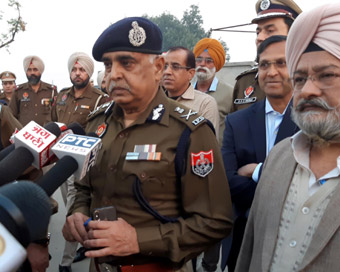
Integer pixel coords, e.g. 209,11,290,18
193,38,226,72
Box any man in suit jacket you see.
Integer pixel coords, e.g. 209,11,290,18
236,3,340,271
221,35,299,271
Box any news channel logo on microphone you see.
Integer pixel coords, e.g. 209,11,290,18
52,134,102,180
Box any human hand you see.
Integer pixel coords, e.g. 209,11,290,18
237,163,258,177
62,212,89,243
26,243,49,272
84,218,140,257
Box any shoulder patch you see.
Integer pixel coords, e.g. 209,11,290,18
87,101,114,121
235,66,258,80
168,100,207,131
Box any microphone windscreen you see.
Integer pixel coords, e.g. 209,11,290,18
0,181,51,245
44,122,61,138
37,156,79,196
67,122,85,135
0,147,34,186
0,144,14,162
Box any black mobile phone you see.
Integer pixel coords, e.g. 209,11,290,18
93,206,117,221
92,206,118,264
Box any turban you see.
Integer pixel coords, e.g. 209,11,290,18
23,56,45,74
97,70,105,86
193,38,226,72
286,3,340,77
68,52,94,78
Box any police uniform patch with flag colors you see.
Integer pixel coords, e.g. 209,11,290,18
191,150,214,177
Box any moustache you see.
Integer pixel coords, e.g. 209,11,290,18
108,81,131,93
295,98,335,112
195,66,210,73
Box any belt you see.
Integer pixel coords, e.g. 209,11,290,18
119,263,174,272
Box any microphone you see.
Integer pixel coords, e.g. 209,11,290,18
0,122,61,185
36,134,102,196
0,181,51,271
0,121,61,162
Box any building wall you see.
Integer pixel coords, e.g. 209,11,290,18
216,61,255,87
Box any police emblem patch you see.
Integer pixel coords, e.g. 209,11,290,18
96,122,107,138
62,94,67,102
244,86,254,98
129,21,146,47
260,0,271,11
191,150,214,177
23,92,29,99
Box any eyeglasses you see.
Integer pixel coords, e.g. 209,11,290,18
195,57,214,65
258,60,286,71
164,63,191,71
291,70,340,91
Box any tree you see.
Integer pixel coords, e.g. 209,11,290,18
0,0,26,50
144,5,230,61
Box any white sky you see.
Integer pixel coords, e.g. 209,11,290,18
0,0,338,89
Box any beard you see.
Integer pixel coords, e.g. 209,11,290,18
27,74,41,85
195,66,216,81
291,97,340,144
71,76,90,89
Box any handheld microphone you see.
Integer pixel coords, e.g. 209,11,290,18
36,134,102,197
51,134,102,181
0,122,61,186
0,122,61,162
0,181,51,271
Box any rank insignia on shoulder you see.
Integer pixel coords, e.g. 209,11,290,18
191,149,214,177
233,85,257,105
96,122,108,138
181,109,197,120
126,144,161,161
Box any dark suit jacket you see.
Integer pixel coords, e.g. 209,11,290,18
221,99,299,212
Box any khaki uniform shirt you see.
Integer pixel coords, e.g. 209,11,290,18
71,89,232,268
51,85,107,128
231,67,265,112
9,81,57,126
0,92,11,105
175,84,219,138
0,104,22,149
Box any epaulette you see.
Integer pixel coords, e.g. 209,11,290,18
46,83,57,91
168,99,207,131
235,66,258,80
59,87,71,93
87,101,114,121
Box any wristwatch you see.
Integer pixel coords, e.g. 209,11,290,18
33,232,51,247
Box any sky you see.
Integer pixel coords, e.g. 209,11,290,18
0,0,338,89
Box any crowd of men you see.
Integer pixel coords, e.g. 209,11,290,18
2,0,340,271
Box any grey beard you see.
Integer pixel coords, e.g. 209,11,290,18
195,66,216,82
291,98,340,144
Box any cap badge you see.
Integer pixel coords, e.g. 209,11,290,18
260,0,271,11
129,21,146,47
5,73,9,77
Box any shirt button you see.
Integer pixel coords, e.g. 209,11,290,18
302,207,309,214
289,240,297,247
35,113,38,116
141,172,146,178
35,104,38,107
119,133,125,138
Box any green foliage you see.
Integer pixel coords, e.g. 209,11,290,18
144,4,230,61
0,0,26,50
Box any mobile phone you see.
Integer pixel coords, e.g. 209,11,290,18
93,206,117,221
92,206,118,264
